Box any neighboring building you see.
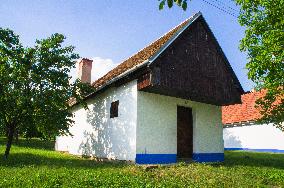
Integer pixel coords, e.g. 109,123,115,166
55,12,243,164
223,91,284,153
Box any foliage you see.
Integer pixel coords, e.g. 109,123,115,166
0,28,94,158
158,0,188,10
236,0,284,129
1,138,284,187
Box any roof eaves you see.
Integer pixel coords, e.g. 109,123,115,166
83,59,149,101
223,120,256,128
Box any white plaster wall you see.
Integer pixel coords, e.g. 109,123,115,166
55,80,137,161
137,91,223,155
224,123,284,150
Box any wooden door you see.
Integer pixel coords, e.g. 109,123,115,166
177,106,193,158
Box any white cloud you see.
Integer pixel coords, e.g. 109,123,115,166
90,57,117,82
69,57,117,83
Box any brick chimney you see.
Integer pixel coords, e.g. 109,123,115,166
77,58,93,84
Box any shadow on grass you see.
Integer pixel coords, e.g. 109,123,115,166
0,137,54,151
0,137,129,170
0,152,128,169
211,151,284,170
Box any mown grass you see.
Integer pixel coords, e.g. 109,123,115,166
1,137,284,187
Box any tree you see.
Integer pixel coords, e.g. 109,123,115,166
158,0,188,10
235,0,284,130
0,28,93,159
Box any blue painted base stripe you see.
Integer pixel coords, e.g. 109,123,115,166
136,153,224,164
225,148,284,153
192,153,224,162
136,154,177,164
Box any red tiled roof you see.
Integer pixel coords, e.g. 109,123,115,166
222,90,267,124
91,13,200,89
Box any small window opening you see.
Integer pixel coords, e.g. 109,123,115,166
110,100,119,118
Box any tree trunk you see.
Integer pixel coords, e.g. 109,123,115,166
15,129,19,144
4,125,15,160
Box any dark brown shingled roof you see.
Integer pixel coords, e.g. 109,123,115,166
91,13,201,89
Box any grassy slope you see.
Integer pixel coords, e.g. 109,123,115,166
1,138,284,187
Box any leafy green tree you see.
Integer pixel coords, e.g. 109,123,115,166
158,0,188,10
236,0,284,129
0,28,93,159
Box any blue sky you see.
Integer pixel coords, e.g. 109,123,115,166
0,0,254,91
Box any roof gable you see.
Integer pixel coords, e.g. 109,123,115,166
137,15,243,105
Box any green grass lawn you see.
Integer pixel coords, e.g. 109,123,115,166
1,138,284,187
